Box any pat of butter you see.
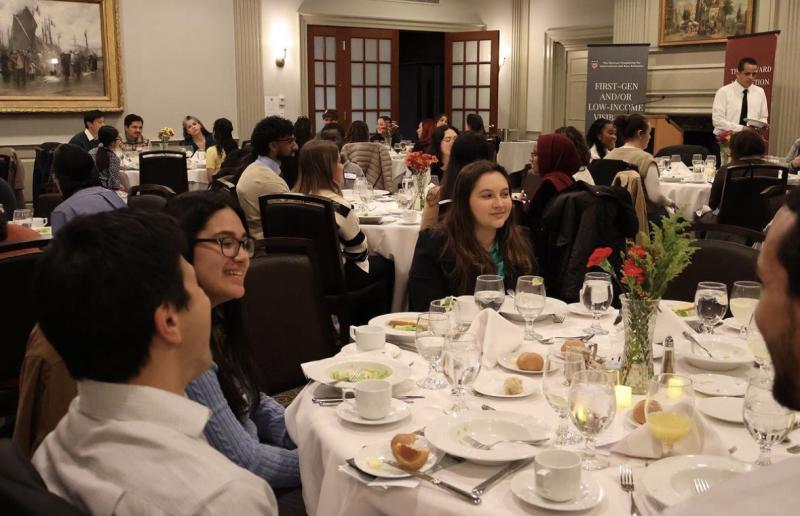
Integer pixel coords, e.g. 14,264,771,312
366,457,383,469
512,356,519,365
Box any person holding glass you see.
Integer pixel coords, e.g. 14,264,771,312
408,160,535,312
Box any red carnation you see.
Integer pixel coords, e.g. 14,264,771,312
587,247,613,268
623,259,645,285
628,246,647,259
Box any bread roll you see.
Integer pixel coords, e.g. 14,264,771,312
633,399,662,424
390,434,430,471
517,352,544,371
504,376,524,395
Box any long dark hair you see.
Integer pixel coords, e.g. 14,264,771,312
586,118,613,158
555,126,591,167
293,139,342,196
346,120,370,143
614,114,649,144
439,130,495,201
95,125,118,177
438,160,534,292
466,113,486,135
164,191,260,417
417,118,435,147
427,124,459,165
182,115,212,143
293,116,314,148
212,118,238,160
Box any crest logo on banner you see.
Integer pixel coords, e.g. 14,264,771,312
591,60,599,70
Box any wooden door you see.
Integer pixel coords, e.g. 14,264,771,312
444,31,499,131
565,49,589,130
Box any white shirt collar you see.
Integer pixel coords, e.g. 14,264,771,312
84,128,96,141
731,80,748,93
256,155,282,175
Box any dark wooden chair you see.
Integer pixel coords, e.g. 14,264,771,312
32,193,62,221
139,150,188,194
587,159,637,186
0,155,10,183
717,163,788,231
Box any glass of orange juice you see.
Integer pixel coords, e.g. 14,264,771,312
645,374,695,456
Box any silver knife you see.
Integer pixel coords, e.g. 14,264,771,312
384,460,482,505
472,458,533,497
682,331,714,358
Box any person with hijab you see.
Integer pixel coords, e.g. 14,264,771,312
526,132,579,220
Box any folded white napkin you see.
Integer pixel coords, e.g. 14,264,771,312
611,414,729,459
467,308,523,368
654,301,695,344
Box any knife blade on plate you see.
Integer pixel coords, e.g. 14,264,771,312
471,458,533,497
383,460,481,505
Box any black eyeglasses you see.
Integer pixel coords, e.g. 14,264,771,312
194,237,255,258
276,136,297,144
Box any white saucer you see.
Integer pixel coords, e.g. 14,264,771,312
336,398,411,426
497,352,544,375
472,372,537,398
690,374,748,397
511,470,604,512
340,342,402,359
697,397,744,424
352,437,441,478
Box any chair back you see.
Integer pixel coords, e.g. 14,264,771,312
0,155,10,182
0,177,16,213
209,175,240,205
654,144,709,166
663,239,759,302
612,170,648,237
139,150,188,194
32,142,60,202
127,194,167,212
717,163,788,231
33,193,63,220
587,159,637,186
690,222,765,246
129,184,176,199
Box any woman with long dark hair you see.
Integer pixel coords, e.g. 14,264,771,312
182,115,215,152
346,120,370,143
555,125,593,184
206,118,238,183
413,118,436,152
465,113,486,135
426,124,460,179
409,160,535,310
90,125,125,191
586,118,617,160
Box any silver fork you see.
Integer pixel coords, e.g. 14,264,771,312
619,464,641,516
693,477,710,494
462,434,549,450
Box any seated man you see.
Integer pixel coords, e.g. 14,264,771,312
123,113,147,145
50,144,125,233
68,110,104,151
32,210,277,515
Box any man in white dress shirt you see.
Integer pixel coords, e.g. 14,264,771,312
31,210,277,516
666,189,800,515
712,57,768,135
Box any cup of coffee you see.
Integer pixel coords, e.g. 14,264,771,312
31,217,47,228
349,325,386,352
533,449,582,502
351,379,392,420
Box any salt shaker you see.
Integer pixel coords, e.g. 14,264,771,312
661,336,675,374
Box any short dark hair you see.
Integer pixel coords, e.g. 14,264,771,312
346,120,370,143
53,143,99,198
586,118,614,158
730,130,766,160
250,116,294,157
440,130,494,201
779,188,800,297
378,115,392,124
466,113,486,134
320,122,345,143
738,57,758,72
322,109,338,121
124,113,143,127
83,109,103,128
97,125,119,147
35,210,190,383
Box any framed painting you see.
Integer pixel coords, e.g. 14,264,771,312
0,0,121,112
659,0,754,47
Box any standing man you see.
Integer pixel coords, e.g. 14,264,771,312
123,113,146,145
68,110,104,151
712,57,768,135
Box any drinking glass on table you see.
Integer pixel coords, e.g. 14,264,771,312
430,298,463,338
568,369,616,470
730,281,761,339
580,272,613,335
645,373,695,457
542,350,585,446
691,153,703,169
747,320,772,370
442,333,482,415
670,154,682,172
695,281,729,334
414,312,448,390
744,372,796,466
474,274,505,311
515,276,547,342
353,177,369,211
13,208,33,227
396,177,416,212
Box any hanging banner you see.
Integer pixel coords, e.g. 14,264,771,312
585,44,650,134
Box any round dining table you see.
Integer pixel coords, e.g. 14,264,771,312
285,303,788,515
659,180,712,220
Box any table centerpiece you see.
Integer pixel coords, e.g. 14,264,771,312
404,151,438,210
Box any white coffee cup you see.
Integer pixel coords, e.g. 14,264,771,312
349,379,392,420
400,210,417,223
534,449,582,502
349,325,386,352
31,217,47,228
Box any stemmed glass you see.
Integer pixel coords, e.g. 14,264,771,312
542,350,585,446
515,276,546,342
645,374,695,457
695,281,729,334
747,319,772,370
569,369,616,470
414,313,448,390
580,272,612,335
442,333,482,415
743,371,796,466
396,178,417,214
430,298,462,338
730,281,761,339
353,177,369,212
474,274,505,311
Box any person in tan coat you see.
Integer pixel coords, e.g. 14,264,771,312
341,141,394,191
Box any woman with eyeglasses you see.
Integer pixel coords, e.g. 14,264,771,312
89,125,126,192
164,191,301,493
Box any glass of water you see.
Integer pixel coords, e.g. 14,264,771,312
415,312,448,390
515,276,546,342
670,154,682,171
691,153,703,168
396,178,416,212
13,208,33,227
744,372,796,466
474,274,505,311
430,298,462,338
747,319,771,370
569,369,617,470
543,350,586,446
580,272,613,335
442,333,482,415
695,281,729,334
730,281,761,339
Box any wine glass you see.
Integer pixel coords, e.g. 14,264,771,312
414,313,448,390
515,276,546,342
645,374,695,457
670,154,682,172
747,319,772,370
353,177,369,211
474,274,505,311
568,369,616,470
442,334,482,415
430,298,462,338
691,153,703,169
580,272,612,335
730,281,761,339
695,281,729,334
744,371,796,466
542,350,585,446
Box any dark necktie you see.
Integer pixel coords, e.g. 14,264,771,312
739,89,749,126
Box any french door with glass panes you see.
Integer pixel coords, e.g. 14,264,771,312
307,26,399,133
444,31,499,131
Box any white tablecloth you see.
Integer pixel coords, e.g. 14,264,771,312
123,168,208,192
660,181,712,220
498,141,533,173
391,156,408,185
285,303,788,516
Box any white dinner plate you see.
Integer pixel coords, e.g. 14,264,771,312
511,470,604,512
336,398,411,426
690,374,748,397
697,397,744,424
642,455,754,507
662,299,698,320
342,188,390,199
340,342,402,359
425,411,550,465
566,302,618,318
353,437,440,478
498,296,568,323
472,372,537,398
497,352,544,375
369,312,422,343
680,335,754,371
303,357,411,389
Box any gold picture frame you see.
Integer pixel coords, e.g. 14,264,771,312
659,0,754,47
0,0,122,112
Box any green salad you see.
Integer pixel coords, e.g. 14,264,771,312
330,367,391,382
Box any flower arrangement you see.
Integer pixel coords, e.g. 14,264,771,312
716,130,732,164
404,151,438,176
157,126,174,147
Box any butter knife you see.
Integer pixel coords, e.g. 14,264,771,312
682,331,714,358
384,460,482,505
472,458,534,497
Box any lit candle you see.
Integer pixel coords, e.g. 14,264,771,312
615,385,632,408
667,377,684,401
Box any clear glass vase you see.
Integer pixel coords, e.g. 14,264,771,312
413,170,430,210
620,294,658,394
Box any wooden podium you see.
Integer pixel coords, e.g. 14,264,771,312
647,115,683,155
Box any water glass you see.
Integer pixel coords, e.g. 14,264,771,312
474,274,505,311
430,298,462,338
13,208,33,227
442,334,482,415
515,276,546,342
691,153,703,169
670,154,682,171
580,272,612,335
730,281,761,339
542,350,585,446
744,372,796,466
645,374,695,457
747,320,771,370
414,313,448,390
695,281,729,334
568,369,616,470
705,155,717,169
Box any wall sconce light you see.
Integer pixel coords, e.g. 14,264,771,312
275,49,287,68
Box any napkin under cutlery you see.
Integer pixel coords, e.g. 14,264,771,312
466,308,523,368
612,414,729,459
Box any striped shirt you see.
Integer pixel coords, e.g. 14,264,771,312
316,189,369,264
